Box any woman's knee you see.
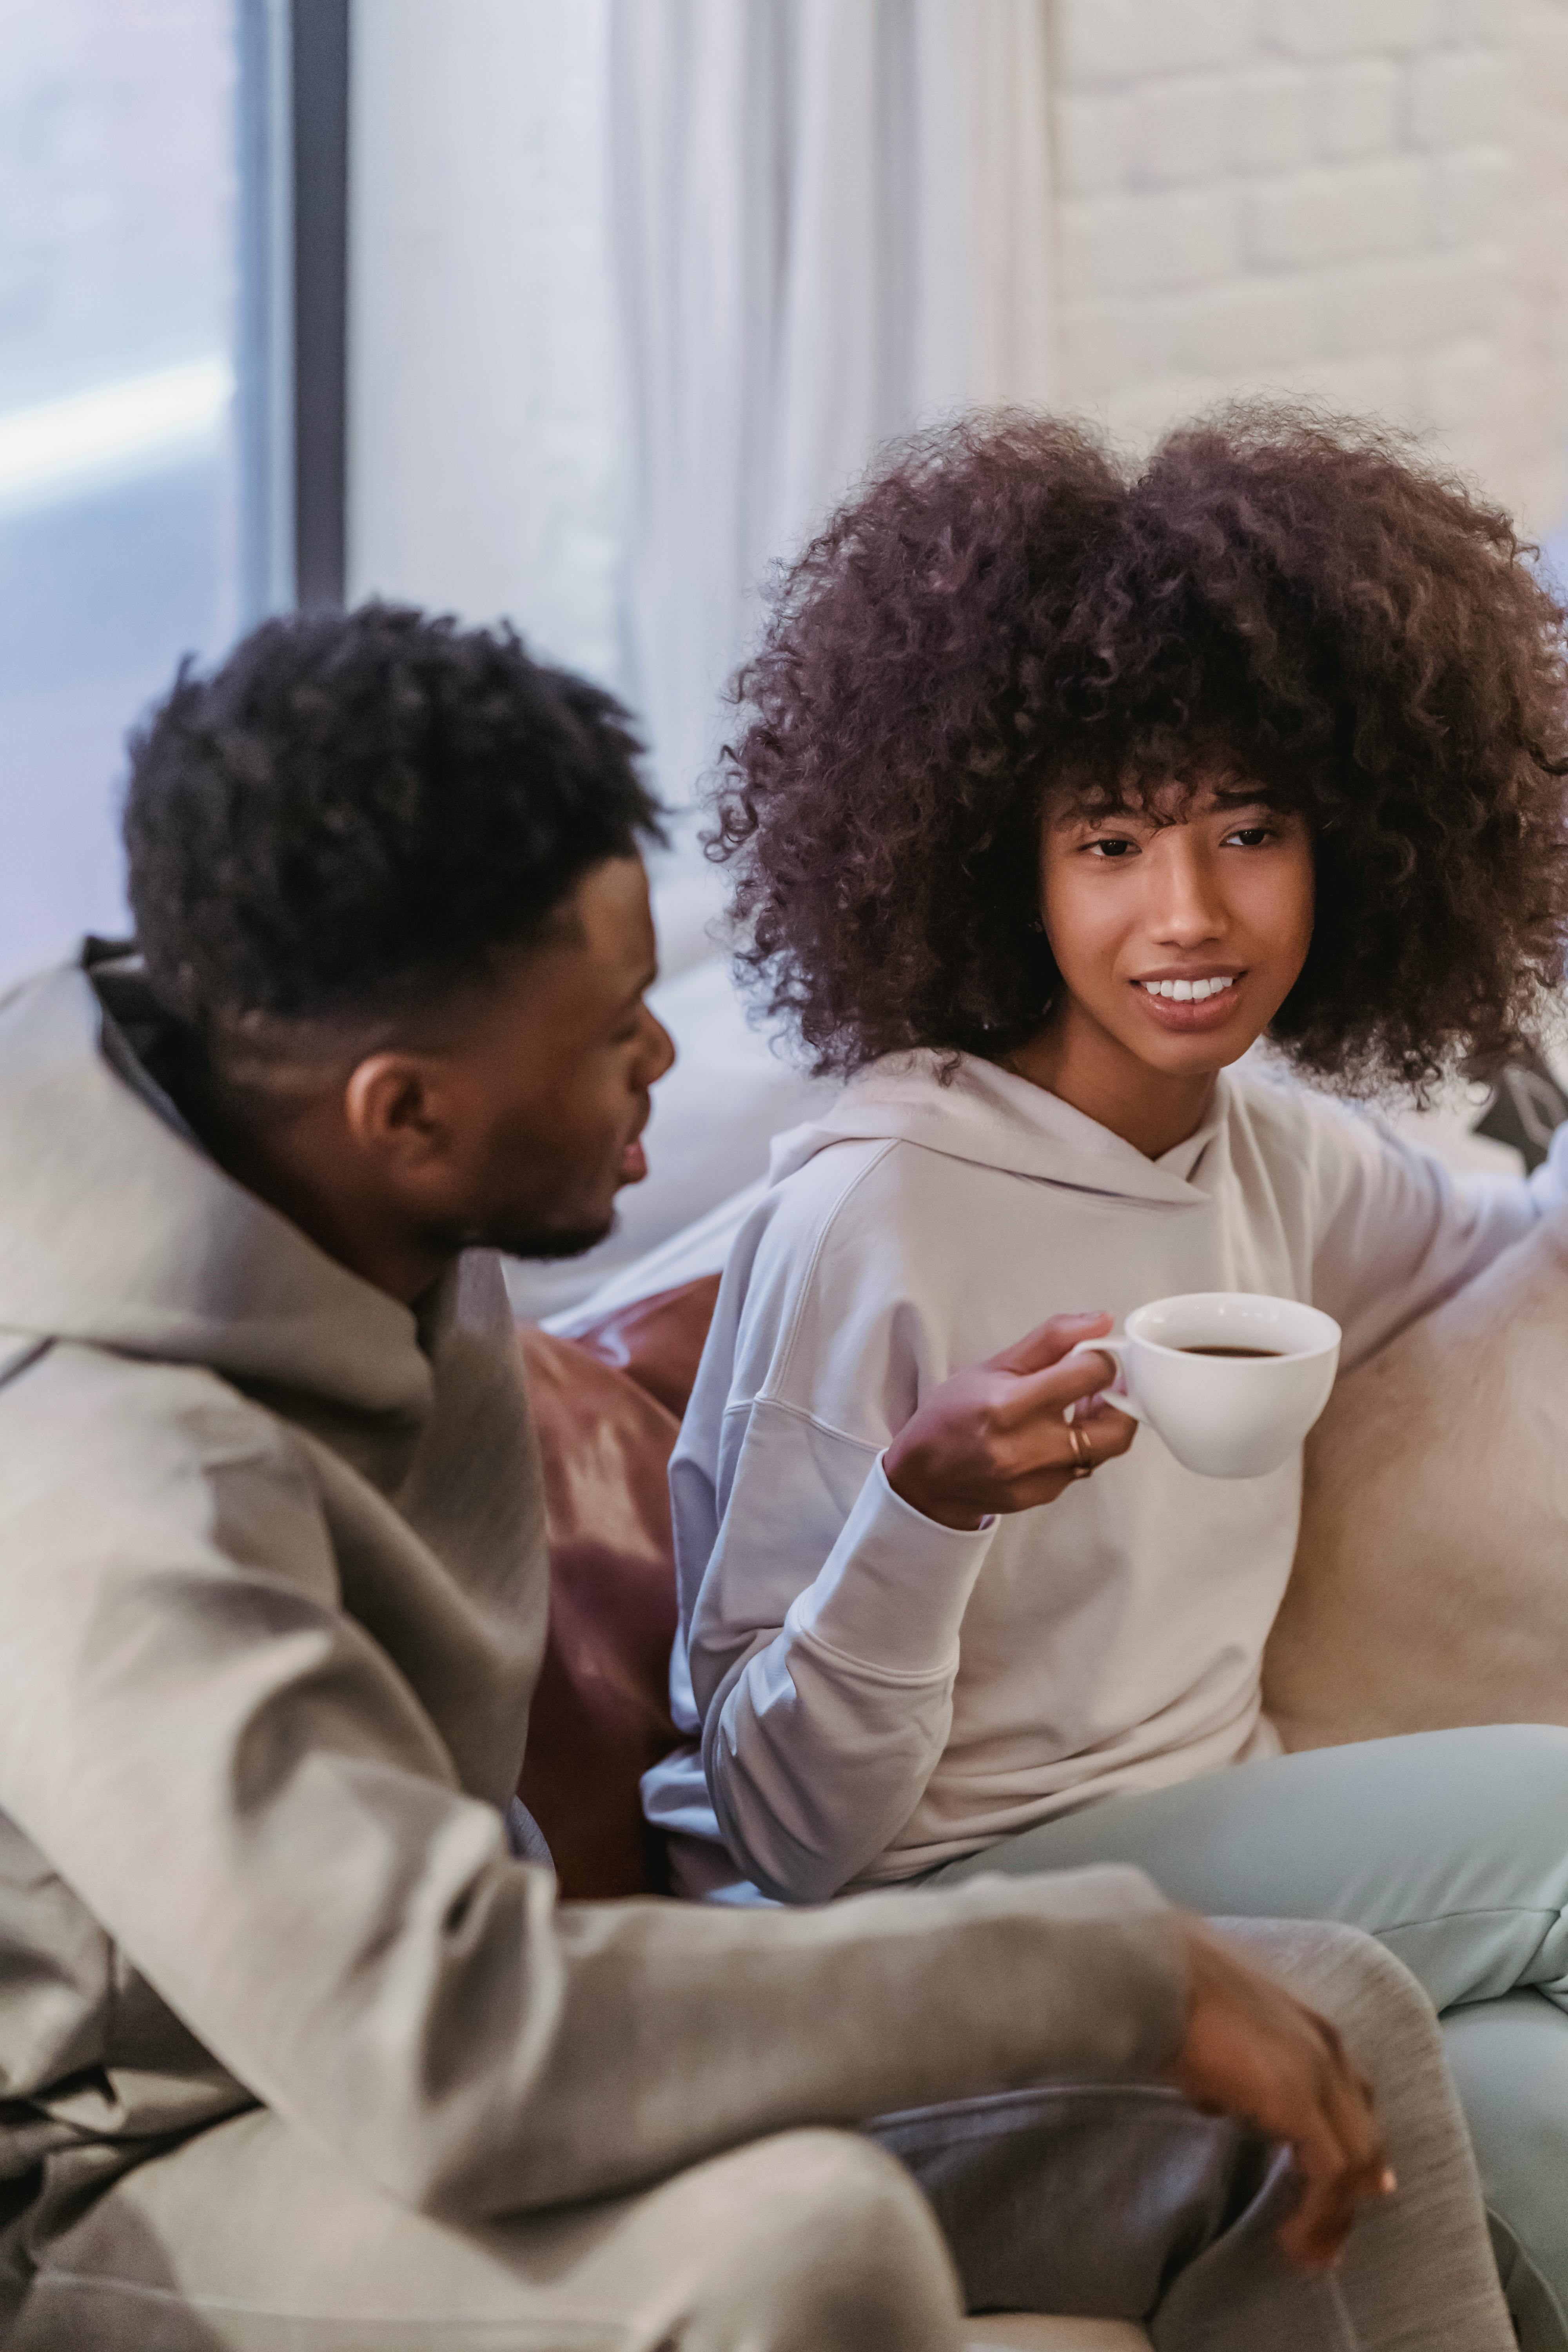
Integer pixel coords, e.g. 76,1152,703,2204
1447,1722,1568,1785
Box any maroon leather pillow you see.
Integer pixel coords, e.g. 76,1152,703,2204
517,1277,720,1897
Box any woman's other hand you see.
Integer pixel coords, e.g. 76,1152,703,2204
882,1311,1134,1531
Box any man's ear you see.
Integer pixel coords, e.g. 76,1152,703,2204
341,1052,449,1165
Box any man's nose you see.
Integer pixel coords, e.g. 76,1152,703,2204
644,1007,677,1085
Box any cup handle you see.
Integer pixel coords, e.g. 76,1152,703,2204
1065,1336,1145,1423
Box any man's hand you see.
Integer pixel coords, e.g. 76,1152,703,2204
882,1312,1136,1531
1172,1922,1397,2271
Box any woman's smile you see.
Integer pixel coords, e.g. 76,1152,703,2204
1131,966,1249,1032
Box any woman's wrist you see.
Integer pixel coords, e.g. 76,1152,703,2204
882,1434,987,1532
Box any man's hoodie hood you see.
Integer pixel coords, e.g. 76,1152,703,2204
0,955,430,1416
766,1048,1225,1208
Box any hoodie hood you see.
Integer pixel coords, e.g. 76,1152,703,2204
0,954,431,1417
766,1048,1225,1208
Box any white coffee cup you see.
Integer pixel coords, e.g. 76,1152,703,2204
1069,1292,1341,1480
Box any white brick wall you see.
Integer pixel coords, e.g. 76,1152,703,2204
1051,0,1568,538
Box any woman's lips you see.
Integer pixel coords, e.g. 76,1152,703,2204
1131,978,1246,1032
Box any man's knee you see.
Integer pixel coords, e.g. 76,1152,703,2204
1216,1916,1445,2095
686,2129,962,2352
1215,1915,1429,2011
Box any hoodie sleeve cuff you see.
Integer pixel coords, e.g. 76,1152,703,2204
788,1453,998,1677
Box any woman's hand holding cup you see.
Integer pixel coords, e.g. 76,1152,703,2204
884,1289,1345,1526
882,1311,1135,1532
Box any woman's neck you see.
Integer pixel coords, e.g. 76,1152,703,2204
1005,1000,1219,1159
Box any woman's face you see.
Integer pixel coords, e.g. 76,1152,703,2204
1038,784,1316,1082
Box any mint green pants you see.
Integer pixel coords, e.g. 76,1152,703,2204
935,1725,1568,2352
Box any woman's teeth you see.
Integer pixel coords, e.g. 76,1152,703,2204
1141,975,1237,1002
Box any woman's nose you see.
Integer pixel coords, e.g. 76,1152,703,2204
1149,839,1226,942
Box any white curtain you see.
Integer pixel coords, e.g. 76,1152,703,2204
351,0,1060,1314
350,0,627,682
609,0,1058,950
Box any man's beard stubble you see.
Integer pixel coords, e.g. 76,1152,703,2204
418,1209,619,1265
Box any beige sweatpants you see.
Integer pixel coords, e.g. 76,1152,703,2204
0,1923,1512,2352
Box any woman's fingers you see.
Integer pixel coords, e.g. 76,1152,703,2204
1003,1347,1120,1420
989,1408,1137,1510
995,1375,1136,1464
885,1311,1135,1525
989,1310,1112,1378
951,1355,1139,1504
1067,1395,1137,1454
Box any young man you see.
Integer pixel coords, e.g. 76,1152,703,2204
0,605,1510,2351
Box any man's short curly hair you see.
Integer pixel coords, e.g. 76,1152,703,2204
710,405,1568,1094
124,601,661,1032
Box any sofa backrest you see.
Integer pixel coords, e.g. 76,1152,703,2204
1265,1206,1568,1748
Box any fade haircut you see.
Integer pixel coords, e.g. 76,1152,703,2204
124,602,662,1041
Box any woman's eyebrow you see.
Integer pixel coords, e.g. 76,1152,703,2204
1055,797,1151,826
1206,792,1285,818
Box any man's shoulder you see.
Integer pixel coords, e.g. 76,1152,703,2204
0,1335,311,1517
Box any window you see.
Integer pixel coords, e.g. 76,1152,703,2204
0,0,292,986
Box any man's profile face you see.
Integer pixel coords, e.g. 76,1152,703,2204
407,856,674,1262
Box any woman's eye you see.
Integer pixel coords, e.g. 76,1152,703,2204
1087,837,1137,859
1224,826,1274,848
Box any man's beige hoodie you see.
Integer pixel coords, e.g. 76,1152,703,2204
0,952,1186,2231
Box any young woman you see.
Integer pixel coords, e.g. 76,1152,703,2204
641,408,1568,2347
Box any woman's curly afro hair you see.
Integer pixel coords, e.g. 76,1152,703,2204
711,405,1568,1095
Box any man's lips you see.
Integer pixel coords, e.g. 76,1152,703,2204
619,1132,649,1183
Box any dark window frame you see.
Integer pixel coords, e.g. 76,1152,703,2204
237,0,349,619
290,0,349,609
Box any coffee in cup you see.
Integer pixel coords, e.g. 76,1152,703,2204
1069,1292,1341,1479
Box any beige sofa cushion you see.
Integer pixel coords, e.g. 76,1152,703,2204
1264,1205,1568,1751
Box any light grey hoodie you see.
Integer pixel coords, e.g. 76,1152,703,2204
0,953,1187,2232
644,1051,1567,1905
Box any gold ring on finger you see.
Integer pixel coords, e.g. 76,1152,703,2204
1067,1420,1095,1480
